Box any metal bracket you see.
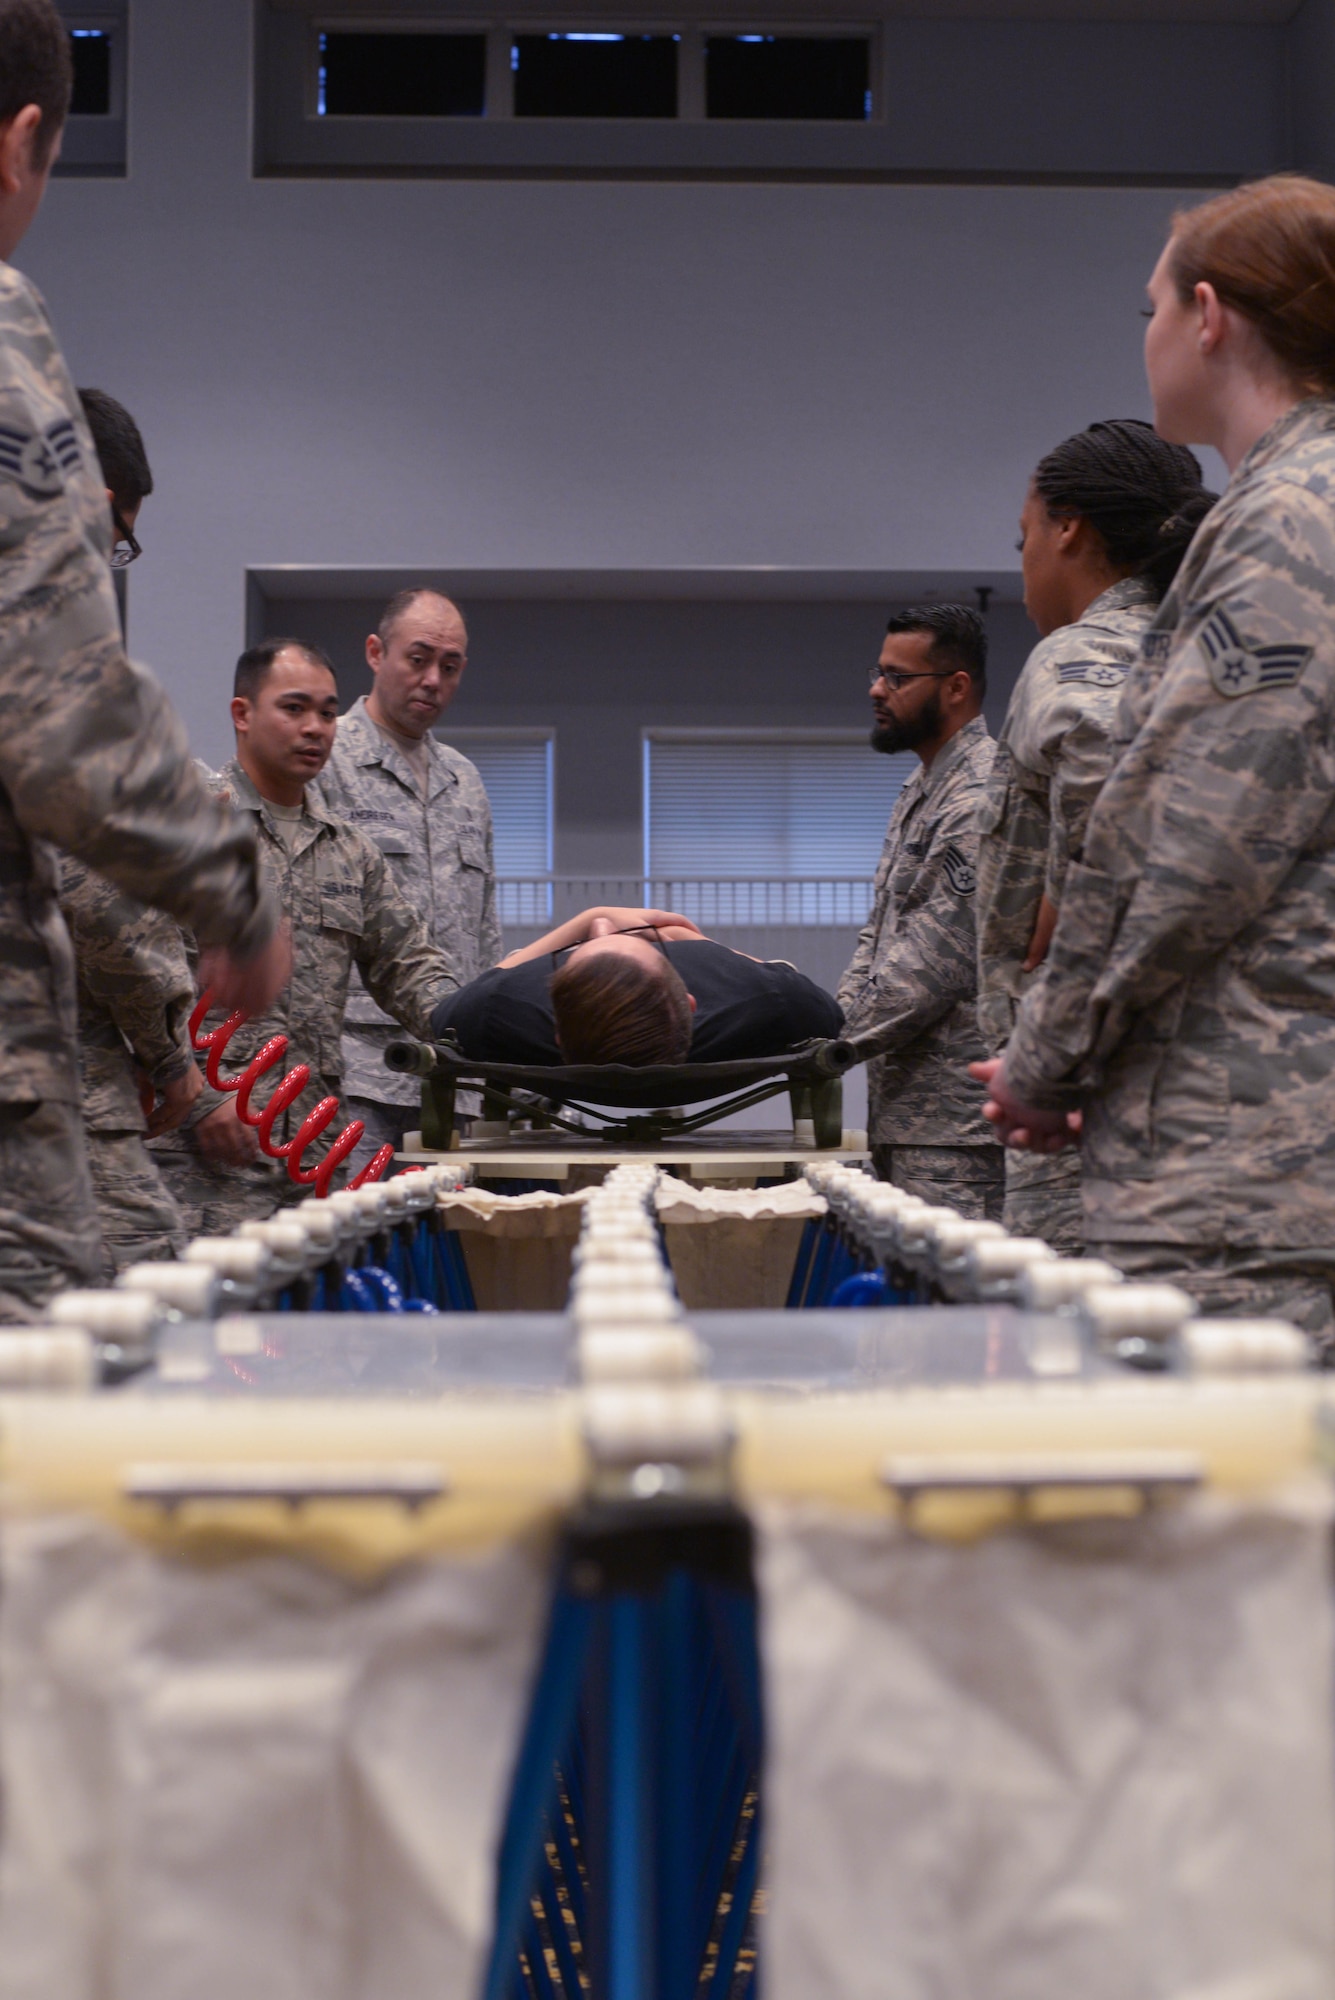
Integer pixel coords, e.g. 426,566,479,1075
122,1461,449,1513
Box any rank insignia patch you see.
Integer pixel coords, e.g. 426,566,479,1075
0,417,82,500
1057,659,1127,687
941,844,976,895
1197,606,1313,699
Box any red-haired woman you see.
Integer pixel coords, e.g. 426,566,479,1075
977,175,1335,1342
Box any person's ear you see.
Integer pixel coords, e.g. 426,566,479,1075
687,993,697,1013
230,694,251,734
0,106,43,198
365,633,384,674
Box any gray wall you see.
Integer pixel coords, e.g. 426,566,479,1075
19,0,1271,791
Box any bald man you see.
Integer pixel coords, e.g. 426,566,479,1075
316,588,501,1169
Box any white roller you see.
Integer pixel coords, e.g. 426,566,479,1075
238,1220,310,1264
1078,1283,1196,1347
964,1237,1056,1299
581,1382,731,1467
577,1329,704,1383
290,1201,346,1252
571,1291,684,1330
184,1238,273,1284
46,1288,161,1344
115,1262,220,1317
0,1328,94,1390
1018,1258,1125,1311
1182,1318,1309,1373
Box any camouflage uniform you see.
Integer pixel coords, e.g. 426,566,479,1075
0,266,273,1315
1004,399,1335,1337
836,716,1004,1220
151,760,457,1233
316,697,502,1169
60,858,192,1269
976,578,1157,1250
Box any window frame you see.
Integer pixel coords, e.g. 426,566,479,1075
53,2,128,178
256,2,884,178
437,724,555,920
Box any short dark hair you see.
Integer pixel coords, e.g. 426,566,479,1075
0,0,72,166
550,950,694,1065
77,388,153,508
1033,419,1215,600
376,587,463,649
884,604,988,699
234,638,336,704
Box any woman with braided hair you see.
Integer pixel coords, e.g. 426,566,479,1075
977,175,1335,1341
975,418,1214,1249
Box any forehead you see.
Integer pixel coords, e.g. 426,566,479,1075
878,628,938,670
387,595,467,653
264,649,338,700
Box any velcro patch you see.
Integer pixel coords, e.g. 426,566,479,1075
0,417,80,501
1057,659,1128,688
1142,631,1173,664
940,844,976,895
1197,606,1313,700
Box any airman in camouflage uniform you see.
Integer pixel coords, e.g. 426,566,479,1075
975,578,1156,1249
317,691,501,1163
838,713,1003,1219
1003,399,1335,1335
0,264,275,1314
60,858,193,1268
152,758,458,1233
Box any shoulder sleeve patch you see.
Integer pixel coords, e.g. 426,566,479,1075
1197,606,1314,699
940,843,977,895
1142,630,1173,664
1056,658,1127,688
0,416,80,500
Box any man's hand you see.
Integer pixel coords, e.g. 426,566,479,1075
194,1099,261,1166
1023,893,1059,973
584,907,703,939
968,1055,1082,1153
144,1065,204,1137
199,924,292,1016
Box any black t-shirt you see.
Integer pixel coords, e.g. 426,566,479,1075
431,938,843,1065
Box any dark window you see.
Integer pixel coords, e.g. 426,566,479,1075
512,33,678,118
68,28,111,116
706,35,870,120
317,31,487,117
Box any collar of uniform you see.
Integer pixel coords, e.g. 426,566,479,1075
917,711,989,802
1084,575,1156,621
218,757,339,834
339,694,459,802
1232,396,1335,488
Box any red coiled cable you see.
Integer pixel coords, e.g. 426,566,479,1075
189,992,394,1198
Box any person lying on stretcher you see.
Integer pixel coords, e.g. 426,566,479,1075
429,906,843,1067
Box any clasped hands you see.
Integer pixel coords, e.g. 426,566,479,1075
968,1056,1082,1153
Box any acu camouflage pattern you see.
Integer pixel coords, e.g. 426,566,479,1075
153,760,458,1227
316,696,502,1106
836,716,999,1149
0,264,275,1111
975,576,1157,1052
975,576,1156,1254
1005,398,1335,1250
59,856,195,1266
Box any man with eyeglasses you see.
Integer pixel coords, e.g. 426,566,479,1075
835,605,1003,1219
0,0,287,1316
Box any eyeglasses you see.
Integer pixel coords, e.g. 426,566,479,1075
867,666,951,691
110,508,141,570
552,923,668,970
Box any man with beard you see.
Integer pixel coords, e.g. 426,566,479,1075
836,606,1003,1217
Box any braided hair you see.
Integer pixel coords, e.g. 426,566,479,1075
1033,419,1216,600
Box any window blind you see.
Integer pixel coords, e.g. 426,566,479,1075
440,731,552,923
645,735,908,876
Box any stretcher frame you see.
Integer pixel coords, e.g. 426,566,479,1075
385,1031,870,1152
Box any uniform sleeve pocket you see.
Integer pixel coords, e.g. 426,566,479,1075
458,827,490,872
975,762,1011,837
